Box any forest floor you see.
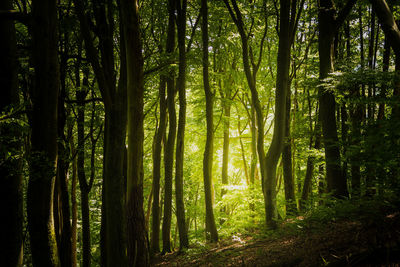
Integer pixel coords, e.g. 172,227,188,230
152,200,400,266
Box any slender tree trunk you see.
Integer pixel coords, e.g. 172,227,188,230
0,0,23,265
69,135,78,267
221,99,231,197
151,77,166,254
77,82,91,267
175,0,189,250
121,0,149,265
74,0,128,264
28,0,60,265
350,6,364,196
162,0,176,254
365,8,377,196
237,114,250,185
378,36,390,120
202,0,218,242
250,106,258,185
55,53,72,267
282,93,296,214
263,0,291,228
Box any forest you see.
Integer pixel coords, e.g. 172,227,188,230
1,0,400,266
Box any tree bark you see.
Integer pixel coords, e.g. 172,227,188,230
282,93,296,214
120,0,149,265
369,0,400,57
264,0,291,228
54,50,72,267
317,0,356,198
28,0,60,265
202,0,218,242
162,0,176,254
221,94,231,198
69,135,78,267
175,0,189,250
76,79,91,267
74,0,128,264
151,76,166,254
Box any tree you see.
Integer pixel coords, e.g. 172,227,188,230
265,0,304,223
317,0,356,198
369,0,400,57
202,0,218,242
222,0,268,226
27,0,60,265
162,0,177,254
76,72,92,267
121,0,150,264
74,0,128,265
175,0,189,250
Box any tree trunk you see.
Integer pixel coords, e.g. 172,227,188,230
0,0,23,265
74,0,128,264
69,135,78,267
250,107,258,185
162,0,176,254
301,118,321,210
175,0,189,250
54,54,72,267
282,93,296,214
317,0,356,198
77,83,91,267
202,0,218,242
264,0,291,228
121,0,149,265
221,98,231,198
151,77,167,254
378,35,390,120
28,0,60,265
369,0,400,57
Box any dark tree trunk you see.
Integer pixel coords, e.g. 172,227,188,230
77,81,91,267
369,0,400,57
282,93,296,214
0,0,23,265
121,0,149,265
74,0,128,264
202,0,218,242
378,35,390,120
54,51,72,267
69,135,78,267
317,0,356,198
28,0,60,265
162,0,176,254
263,0,293,228
175,0,189,250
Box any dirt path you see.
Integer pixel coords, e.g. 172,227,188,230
152,212,400,266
